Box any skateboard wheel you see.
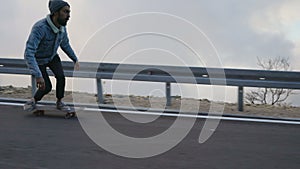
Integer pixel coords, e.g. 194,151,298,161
65,112,75,119
33,110,44,116
65,114,71,119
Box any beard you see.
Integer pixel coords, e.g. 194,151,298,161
57,16,68,26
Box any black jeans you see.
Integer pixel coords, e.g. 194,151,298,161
34,55,65,102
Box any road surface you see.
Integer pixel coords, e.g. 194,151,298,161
0,105,299,169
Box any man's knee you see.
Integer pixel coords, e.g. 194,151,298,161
44,84,52,94
55,75,66,84
56,74,65,81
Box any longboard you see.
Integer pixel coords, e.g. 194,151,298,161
28,104,76,119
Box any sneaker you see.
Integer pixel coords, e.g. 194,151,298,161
24,100,36,112
56,101,70,111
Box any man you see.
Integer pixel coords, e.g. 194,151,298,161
24,0,79,111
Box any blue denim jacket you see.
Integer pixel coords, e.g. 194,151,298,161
24,15,78,78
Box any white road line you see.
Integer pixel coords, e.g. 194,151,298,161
84,107,300,125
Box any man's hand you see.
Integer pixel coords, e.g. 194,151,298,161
74,61,80,71
36,77,45,90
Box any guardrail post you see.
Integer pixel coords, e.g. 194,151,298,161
31,75,36,97
238,86,244,112
166,82,171,107
96,78,104,104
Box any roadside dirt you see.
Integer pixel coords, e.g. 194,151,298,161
1,85,300,119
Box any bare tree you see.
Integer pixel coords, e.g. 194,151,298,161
245,56,294,105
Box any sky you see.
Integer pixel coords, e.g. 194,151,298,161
0,0,300,104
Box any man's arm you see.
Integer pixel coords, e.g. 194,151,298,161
24,25,46,90
60,30,78,62
24,25,43,78
60,29,80,71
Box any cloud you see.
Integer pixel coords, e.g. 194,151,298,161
250,1,300,35
1,0,298,67
0,0,48,57
195,0,297,69
1,0,300,102
250,0,300,70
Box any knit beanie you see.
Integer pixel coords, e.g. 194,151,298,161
48,0,70,14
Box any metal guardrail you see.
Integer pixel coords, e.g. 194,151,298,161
1,58,300,111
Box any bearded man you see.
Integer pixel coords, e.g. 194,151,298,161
24,0,79,111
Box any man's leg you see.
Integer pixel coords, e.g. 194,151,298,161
34,64,53,102
24,64,52,111
48,55,66,107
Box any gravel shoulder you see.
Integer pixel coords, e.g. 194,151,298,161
1,85,300,119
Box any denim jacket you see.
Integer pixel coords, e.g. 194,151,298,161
24,15,78,78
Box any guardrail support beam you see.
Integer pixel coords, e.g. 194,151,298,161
238,86,244,112
31,76,36,97
96,78,104,104
166,82,171,107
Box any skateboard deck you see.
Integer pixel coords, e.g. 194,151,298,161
28,104,76,119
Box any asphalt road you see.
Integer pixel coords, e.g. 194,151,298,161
0,105,299,169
